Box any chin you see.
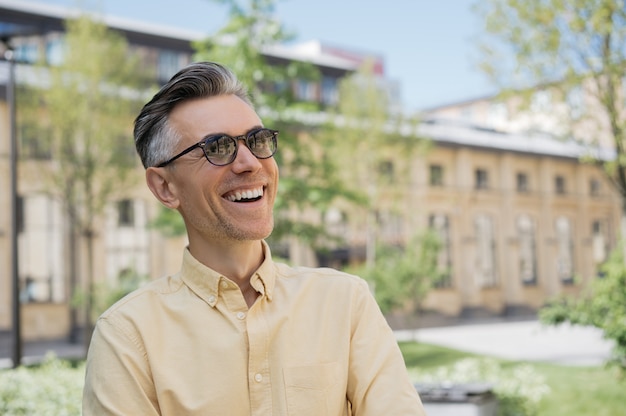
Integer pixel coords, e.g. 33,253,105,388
229,223,274,242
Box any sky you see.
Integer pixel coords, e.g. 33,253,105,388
33,0,496,111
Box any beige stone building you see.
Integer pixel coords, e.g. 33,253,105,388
412,122,619,318
0,0,621,346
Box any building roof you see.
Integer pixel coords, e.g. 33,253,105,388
418,119,615,161
1,0,380,73
0,0,206,40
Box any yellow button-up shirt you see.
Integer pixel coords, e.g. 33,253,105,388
83,243,425,415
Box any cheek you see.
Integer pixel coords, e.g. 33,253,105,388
268,162,279,200
268,159,279,182
178,181,213,211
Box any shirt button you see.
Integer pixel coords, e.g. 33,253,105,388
220,281,229,289
208,295,216,304
237,311,246,320
254,373,263,382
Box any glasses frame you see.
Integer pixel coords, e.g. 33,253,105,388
156,128,279,168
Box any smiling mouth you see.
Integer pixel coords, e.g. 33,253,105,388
225,187,264,202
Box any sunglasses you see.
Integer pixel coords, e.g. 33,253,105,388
157,128,278,167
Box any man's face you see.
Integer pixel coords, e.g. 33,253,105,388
163,94,279,244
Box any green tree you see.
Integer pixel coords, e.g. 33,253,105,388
540,245,626,376
324,61,426,267
19,14,144,345
348,230,446,314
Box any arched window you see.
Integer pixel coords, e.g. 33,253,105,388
555,216,574,283
517,215,537,285
474,214,497,287
429,214,452,287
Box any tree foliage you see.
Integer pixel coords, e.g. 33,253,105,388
324,60,426,267
540,245,626,377
21,14,144,233
348,230,447,314
18,14,145,339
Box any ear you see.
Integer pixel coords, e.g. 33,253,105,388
146,167,180,209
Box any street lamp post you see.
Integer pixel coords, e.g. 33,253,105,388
2,38,22,368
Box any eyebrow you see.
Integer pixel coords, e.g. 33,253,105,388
200,125,265,141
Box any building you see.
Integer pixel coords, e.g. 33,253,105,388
412,120,618,319
0,0,621,344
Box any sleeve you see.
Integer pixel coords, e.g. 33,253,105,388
82,316,161,416
346,279,427,416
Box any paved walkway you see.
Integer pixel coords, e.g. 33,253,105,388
395,319,614,366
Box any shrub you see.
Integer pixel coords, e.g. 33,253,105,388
0,354,84,416
540,245,626,377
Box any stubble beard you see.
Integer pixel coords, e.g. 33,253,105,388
186,204,275,243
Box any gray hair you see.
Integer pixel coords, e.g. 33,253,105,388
134,62,252,168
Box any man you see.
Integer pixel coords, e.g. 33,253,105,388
83,62,425,415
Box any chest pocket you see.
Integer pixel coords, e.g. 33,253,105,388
284,362,343,416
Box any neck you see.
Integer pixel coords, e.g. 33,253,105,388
188,238,265,287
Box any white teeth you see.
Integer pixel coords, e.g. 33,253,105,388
227,187,263,202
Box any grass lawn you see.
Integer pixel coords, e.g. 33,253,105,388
528,362,625,416
399,342,626,416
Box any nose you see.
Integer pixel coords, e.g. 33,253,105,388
231,140,262,173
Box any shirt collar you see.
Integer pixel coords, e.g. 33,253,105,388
180,241,276,306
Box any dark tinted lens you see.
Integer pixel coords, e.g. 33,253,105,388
247,129,277,158
205,135,236,165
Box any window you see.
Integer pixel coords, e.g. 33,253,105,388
321,76,338,105
429,164,443,186
516,172,529,192
20,124,52,160
475,169,489,190
378,160,394,182
429,214,452,288
295,79,317,101
592,219,609,268
378,210,403,243
589,179,600,196
158,50,185,82
555,175,566,194
117,199,134,227
46,37,65,66
517,215,537,285
19,194,65,303
474,214,497,287
555,216,574,283
15,40,39,64
324,207,347,237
